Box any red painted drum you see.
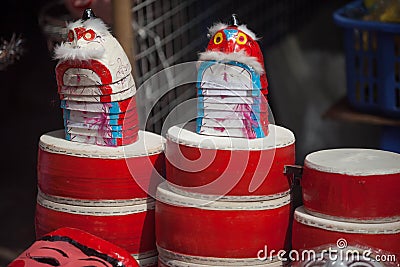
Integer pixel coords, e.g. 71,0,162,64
35,194,157,257
292,206,400,260
38,130,165,201
302,149,400,222
165,122,295,200
158,248,285,266
156,183,291,261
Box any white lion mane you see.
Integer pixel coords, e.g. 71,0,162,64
53,43,105,60
67,18,110,36
199,50,264,74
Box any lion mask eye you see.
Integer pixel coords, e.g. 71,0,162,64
83,29,96,41
236,32,247,45
213,32,224,45
67,30,75,42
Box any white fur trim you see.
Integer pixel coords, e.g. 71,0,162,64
237,25,257,40
207,23,257,40
53,42,105,60
66,18,110,36
82,18,110,35
199,50,264,74
54,18,110,60
208,22,228,37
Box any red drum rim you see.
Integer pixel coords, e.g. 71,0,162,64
166,183,290,202
37,190,153,207
157,246,283,267
156,182,290,210
37,194,155,216
167,122,294,151
294,206,400,235
304,208,400,224
39,129,165,159
304,148,400,176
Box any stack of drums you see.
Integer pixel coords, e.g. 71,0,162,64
293,149,400,266
36,130,165,267
156,122,295,266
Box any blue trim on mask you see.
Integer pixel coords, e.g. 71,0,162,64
223,29,238,41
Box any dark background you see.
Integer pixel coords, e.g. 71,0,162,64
0,1,61,265
0,0,382,265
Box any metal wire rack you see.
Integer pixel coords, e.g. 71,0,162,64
131,0,229,132
131,0,320,132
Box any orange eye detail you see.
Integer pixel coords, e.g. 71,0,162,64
236,32,247,45
67,30,74,42
83,29,96,41
213,32,223,45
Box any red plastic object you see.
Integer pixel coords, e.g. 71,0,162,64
9,227,139,267
155,183,291,259
302,149,400,222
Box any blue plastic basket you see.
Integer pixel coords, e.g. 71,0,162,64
334,0,400,118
